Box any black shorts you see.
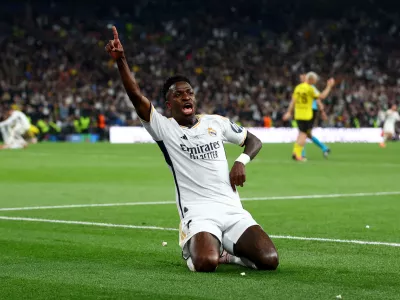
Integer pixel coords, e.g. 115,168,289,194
296,120,313,134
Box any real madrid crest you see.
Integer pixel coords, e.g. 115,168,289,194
208,127,217,137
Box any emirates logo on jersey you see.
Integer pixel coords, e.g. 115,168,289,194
180,141,221,160
208,127,217,137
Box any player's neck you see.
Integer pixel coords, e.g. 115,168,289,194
175,115,198,128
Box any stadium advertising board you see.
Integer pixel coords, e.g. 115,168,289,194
110,127,383,144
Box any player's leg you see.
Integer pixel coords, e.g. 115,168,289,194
233,225,279,270
11,126,28,148
301,146,306,158
308,112,330,156
309,134,329,155
222,211,278,270
0,125,12,145
292,121,308,161
380,132,392,148
180,219,223,272
187,232,221,272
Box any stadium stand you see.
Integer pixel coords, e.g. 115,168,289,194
0,0,399,140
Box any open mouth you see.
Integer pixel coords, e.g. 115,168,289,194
182,103,194,115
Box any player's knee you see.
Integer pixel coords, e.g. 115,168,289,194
191,253,219,272
255,250,279,271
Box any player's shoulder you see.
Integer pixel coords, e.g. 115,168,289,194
294,82,308,91
198,114,231,130
199,114,229,122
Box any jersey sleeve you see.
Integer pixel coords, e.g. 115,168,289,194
219,117,248,146
140,105,169,141
311,86,320,99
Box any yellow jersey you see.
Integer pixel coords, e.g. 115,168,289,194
292,83,320,120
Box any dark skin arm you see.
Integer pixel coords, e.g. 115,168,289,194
229,131,262,191
105,26,151,122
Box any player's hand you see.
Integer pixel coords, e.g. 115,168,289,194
283,112,291,121
327,78,335,88
229,161,246,192
105,26,124,60
321,111,328,121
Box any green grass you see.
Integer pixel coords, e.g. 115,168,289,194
0,143,400,299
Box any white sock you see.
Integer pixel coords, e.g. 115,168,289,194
219,251,257,269
187,257,196,272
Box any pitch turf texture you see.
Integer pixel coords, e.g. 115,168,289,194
1,143,399,300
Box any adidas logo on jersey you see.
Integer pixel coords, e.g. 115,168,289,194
181,135,188,140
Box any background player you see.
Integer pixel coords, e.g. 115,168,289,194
283,72,334,161
380,104,400,148
0,108,31,149
298,74,331,159
105,26,279,272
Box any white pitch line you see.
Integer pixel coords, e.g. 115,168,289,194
0,216,178,231
0,191,399,212
0,216,399,248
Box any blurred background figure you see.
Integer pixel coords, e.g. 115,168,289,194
0,107,31,149
380,104,400,148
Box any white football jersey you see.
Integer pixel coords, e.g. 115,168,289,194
141,105,248,219
384,110,400,127
0,110,30,131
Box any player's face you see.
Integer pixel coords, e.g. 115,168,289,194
392,104,397,111
166,81,196,119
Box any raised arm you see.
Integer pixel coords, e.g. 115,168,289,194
318,78,335,100
105,26,151,122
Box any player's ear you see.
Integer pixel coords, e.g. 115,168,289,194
165,101,171,110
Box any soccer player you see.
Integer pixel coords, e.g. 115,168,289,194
380,104,400,148
298,74,331,159
0,108,30,149
283,72,335,161
105,26,279,272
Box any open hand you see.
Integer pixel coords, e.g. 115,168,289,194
105,26,124,60
229,161,246,192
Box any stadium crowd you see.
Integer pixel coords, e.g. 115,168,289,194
1,0,400,139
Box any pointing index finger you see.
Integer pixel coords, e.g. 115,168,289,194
112,26,119,40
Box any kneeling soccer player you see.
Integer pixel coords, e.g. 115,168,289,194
105,26,279,272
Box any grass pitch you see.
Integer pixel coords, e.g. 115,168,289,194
0,143,399,299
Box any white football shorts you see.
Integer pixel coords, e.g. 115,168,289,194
179,203,258,260
383,124,395,135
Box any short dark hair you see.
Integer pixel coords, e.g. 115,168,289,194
162,75,192,101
